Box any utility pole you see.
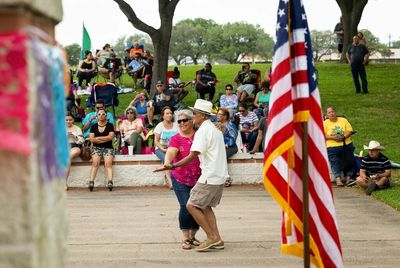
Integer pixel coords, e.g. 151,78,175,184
388,34,392,48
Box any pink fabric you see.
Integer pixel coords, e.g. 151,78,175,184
169,133,201,187
0,32,30,156
120,114,152,154
120,118,143,140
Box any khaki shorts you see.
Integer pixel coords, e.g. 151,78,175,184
188,183,224,210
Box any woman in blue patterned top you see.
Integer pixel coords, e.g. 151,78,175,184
215,107,238,158
219,84,238,118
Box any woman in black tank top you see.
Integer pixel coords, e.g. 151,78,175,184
77,50,97,89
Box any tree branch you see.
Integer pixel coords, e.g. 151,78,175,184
113,0,157,35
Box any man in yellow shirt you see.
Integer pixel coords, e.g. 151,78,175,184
324,107,355,186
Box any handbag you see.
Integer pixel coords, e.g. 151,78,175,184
80,140,92,161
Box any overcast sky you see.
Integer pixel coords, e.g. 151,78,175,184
56,0,399,49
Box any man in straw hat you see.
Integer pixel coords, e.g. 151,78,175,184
356,140,392,195
154,99,229,251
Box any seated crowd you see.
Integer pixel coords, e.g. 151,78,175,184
66,59,395,195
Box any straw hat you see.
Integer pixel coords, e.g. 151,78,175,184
189,99,214,115
363,140,385,151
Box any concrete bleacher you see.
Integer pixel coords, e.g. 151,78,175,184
68,153,264,188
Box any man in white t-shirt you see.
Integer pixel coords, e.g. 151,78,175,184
154,99,229,252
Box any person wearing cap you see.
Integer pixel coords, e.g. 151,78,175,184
154,99,229,252
100,52,123,83
127,53,148,89
147,80,175,128
323,107,356,187
356,141,392,195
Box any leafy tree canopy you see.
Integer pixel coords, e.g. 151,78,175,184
310,30,336,61
64,43,81,66
170,18,218,65
112,33,153,58
207,22,273,63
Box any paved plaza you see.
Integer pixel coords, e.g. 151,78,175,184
66,185,400,268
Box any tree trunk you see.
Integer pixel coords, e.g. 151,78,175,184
152,31,171,94
336,0,368,62
113,0,179,96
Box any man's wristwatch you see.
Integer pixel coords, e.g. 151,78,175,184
171,164,176,170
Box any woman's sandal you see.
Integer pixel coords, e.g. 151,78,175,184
182,239,192,250
107,180,113,191
88,181,94,192
189,238,200,246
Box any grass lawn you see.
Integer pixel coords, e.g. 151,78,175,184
87,62,400,210
372,170,400,211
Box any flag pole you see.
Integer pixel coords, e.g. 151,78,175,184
302,121,310,268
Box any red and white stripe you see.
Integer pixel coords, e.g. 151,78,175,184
264,20,343,268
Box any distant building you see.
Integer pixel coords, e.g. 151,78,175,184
319,48,400,64
237,53,270,64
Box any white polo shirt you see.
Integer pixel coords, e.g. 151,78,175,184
190,119,229,185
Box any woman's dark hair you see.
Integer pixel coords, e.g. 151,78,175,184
205,63,212,69
225,84,233,90
84,50,92,57
238,102,248,110
173,66,180,76
103,43,111,50
161,106,173,122
261,81,270,90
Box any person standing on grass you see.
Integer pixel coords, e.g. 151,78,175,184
356,140,392,195
334,17,344,53
346,35,369,94
154,99,228,252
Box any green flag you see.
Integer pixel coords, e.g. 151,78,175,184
80,24,92,59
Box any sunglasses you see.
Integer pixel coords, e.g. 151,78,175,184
177,118,191,124
95,106,104,109
226,88,233,90
126,111,135,114
97,113,106,116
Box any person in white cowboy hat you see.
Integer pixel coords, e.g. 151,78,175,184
154,99,229,252
356,140,392,195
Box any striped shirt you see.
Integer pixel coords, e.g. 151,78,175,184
360,153,391,176
238,111,259,129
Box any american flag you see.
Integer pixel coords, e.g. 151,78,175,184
263,0,344,267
